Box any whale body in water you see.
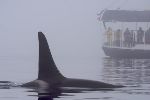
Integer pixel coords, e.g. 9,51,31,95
21,32,124,89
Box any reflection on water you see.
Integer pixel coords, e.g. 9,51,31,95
29,86,115,100
0,81,116,100
102,57,150,86
38,96,54,100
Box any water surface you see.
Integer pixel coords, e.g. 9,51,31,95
0,57,150,100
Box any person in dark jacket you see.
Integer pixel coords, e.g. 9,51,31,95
137,27,144,44
124,28,130,47
145,28,150,44
114,29,122,47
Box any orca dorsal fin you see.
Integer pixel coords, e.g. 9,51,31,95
38,32,64,82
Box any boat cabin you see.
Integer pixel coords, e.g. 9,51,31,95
98,10,150,58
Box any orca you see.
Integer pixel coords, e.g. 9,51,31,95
22,32,124,89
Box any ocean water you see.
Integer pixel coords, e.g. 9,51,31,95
0,57,150,100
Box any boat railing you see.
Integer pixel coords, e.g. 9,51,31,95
104,28,150,49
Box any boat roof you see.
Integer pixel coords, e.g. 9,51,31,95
100,10,150,22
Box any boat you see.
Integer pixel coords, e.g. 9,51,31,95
98,10,150,59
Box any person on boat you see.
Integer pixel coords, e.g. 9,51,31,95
129,30,135,47
114,29,122,47
145,28,150,44
137,27,144,44
124,28,131,47
106,27,113,46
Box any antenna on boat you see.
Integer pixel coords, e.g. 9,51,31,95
103,0,128,10
116,0,129,10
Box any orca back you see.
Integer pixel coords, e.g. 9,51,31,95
38,32,64,82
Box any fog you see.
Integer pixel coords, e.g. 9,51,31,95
0,0,150,82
